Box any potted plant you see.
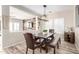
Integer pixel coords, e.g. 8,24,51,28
43,29,47,35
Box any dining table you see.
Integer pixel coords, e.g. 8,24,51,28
34,32,61,53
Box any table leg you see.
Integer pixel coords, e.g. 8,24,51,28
45,45,48,53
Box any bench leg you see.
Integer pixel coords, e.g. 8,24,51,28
54,47,56,54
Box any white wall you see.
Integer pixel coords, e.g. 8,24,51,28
10,6,35,19
0,5,2,51
0,5,2,32
3,31,25,48
75,6,79,52
2,6,10,48
75,28,79,52
47,8,75,31
2,6,25,48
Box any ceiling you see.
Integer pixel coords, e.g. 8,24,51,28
23,5,74,15
10,6,35,19
10,5,74,19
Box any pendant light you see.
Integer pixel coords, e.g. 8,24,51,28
41,5,48,21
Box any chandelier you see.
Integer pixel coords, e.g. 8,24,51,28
43,5,47,17
41,5,48,21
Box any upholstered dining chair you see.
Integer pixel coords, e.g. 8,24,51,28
44,34,61,54
24,33,43,54
47,36,61,54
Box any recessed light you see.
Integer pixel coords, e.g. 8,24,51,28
48,11,52,13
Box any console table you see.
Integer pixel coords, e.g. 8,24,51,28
64,32,75,44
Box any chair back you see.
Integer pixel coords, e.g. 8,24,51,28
24,33,34,49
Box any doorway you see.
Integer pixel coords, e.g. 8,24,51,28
54,18,64,41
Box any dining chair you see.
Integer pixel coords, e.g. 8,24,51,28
45,34,54,44
24,33,43,54
43,34,61,54
43,34,54,53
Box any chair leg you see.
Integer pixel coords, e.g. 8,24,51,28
39,39,42,53
59,38,61,44
40,46,42,53
33,50,34,54
54,47,56,54
57,42,59,49
45,45,48,53
26,47,28,54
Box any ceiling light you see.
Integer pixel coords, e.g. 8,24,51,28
40,5,48,21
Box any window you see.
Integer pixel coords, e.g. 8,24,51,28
24,21,32,29
27,22,32,28
54,18,64,34
9,22,20,32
